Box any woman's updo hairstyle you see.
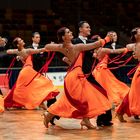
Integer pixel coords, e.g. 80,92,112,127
131,27,140,42
12,37,19,48
57,27,67,43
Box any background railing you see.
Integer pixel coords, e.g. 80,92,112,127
0,65,134,89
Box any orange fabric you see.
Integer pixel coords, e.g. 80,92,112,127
92,55,130,105
0,74,9,88
100,39,106,47
129,65,140,115
4,56,59,109
48,53,111,119
99,36,111,47
0,95,4,113
104,36,111,43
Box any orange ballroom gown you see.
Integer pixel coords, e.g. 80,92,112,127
4,55,59,109
48,53,111,119
129,64,140,115
92,55,130,105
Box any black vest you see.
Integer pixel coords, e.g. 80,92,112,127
27,45,48,71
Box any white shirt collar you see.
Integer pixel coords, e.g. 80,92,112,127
32,43,39,49
79,35,88,44
111,42,116,50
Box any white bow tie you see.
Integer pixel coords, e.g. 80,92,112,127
82,37,87,40
111,43,116,50
33,44,39,49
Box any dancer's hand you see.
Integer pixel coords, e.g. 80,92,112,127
106,31,113,42
62,56,72,65
93,48,112,60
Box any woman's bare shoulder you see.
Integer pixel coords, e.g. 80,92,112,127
126,43,135,51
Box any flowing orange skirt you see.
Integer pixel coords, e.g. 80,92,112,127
93,62,129,105
129,66,140,115
0,95,4,112
48,66,111,119
4,65,59,109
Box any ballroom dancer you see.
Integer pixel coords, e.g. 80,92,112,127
4,37,59,109
43,27,113,129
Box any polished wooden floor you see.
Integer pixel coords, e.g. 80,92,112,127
1,109,140,140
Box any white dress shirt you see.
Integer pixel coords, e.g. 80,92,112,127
111,42,116,50
79,35,88,44
32,43,39,49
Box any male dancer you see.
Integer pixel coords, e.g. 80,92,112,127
72,21,113,126
27,32,60,124
104,31,126,81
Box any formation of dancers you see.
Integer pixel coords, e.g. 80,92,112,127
0,21,140,130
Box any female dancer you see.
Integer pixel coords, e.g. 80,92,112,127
4,37,59,109
92,33,130,105
93,27,140,122
42,27,113,129
93,55,130,105
116,27,140,122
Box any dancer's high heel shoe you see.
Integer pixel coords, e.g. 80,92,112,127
43,112,54,128
116,113,127,122
80,120,96,129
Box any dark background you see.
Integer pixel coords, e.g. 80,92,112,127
0,0,139,69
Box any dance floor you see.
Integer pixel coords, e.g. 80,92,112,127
1,109,140,140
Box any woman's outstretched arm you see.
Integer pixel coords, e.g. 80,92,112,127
94,43,135,61
6,49,18,54
26,48,46,55
75,35,111,52
126,43,135,51
44,43,62,52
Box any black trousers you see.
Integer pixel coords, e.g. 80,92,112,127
47,98,57,107
96,109,112,126
87,75,112,125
